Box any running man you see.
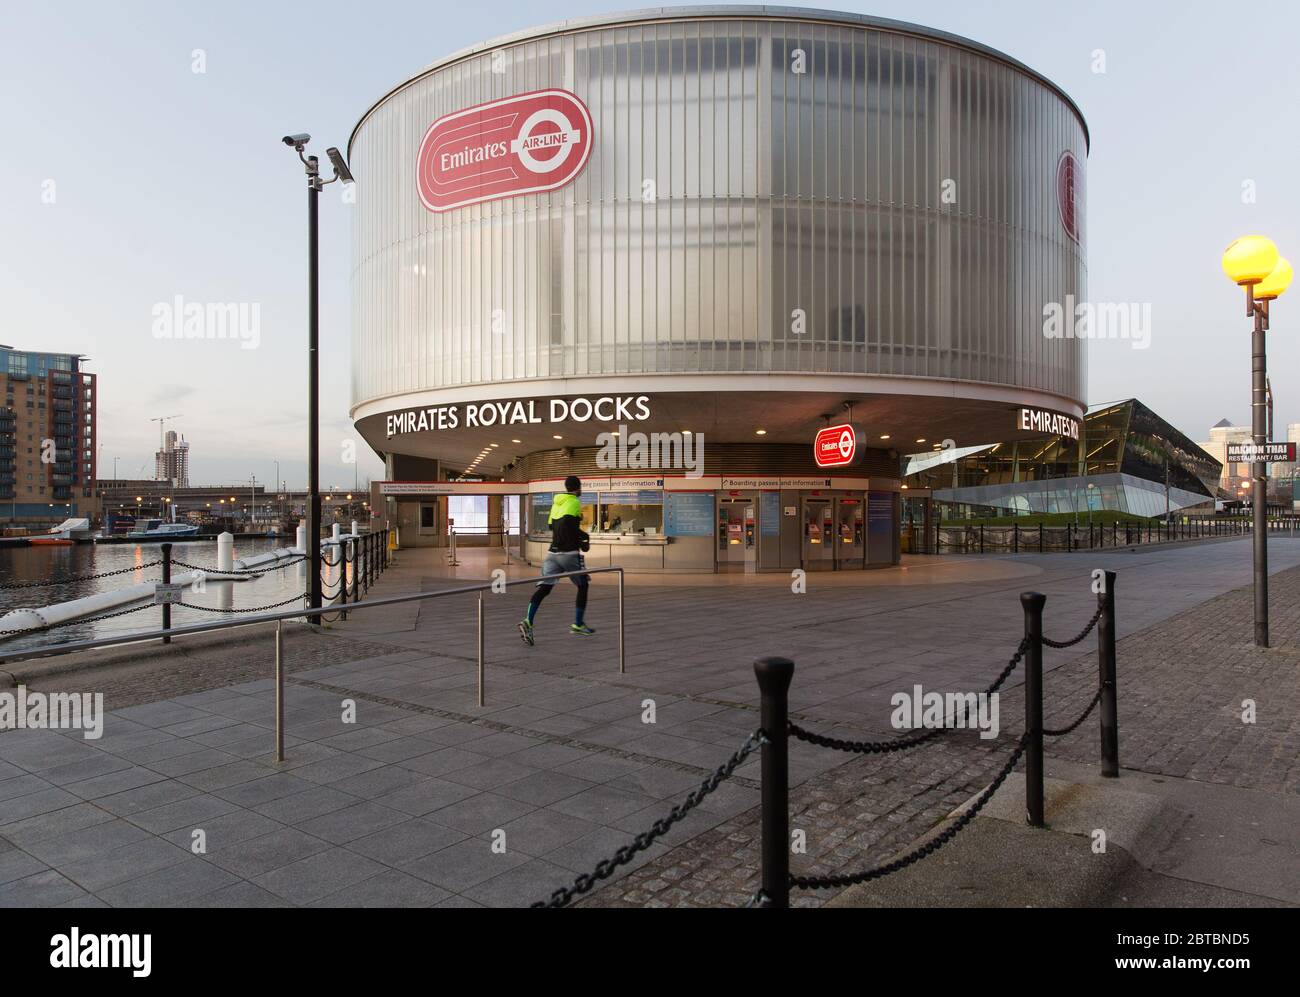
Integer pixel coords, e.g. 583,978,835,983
519,475,595,644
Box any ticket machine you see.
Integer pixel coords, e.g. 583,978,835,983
836,497,865,568
802,496,835,569
717,495,757,570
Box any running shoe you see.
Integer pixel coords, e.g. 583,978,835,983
518,620,535,646
570,623,596,636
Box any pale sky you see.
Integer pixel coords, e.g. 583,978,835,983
3,1,1297,487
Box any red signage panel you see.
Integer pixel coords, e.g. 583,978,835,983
417,89,593,213
814,424,859,468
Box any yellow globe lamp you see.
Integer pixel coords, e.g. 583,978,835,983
1222,235,1279,286
1254,258,1292,301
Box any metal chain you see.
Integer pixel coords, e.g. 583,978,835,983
177,593,308,614
983,636,1030,695
790,733,1028,891
787,637,1029,754
1042,603,1104,648
789,721,942,754
0,560,163,590
1043,686,1104,737
170,556,307,576
532,730,767,908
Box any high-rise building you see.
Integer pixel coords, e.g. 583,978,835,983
1199,418,1252,492
0,347,97,520
154,429,190,487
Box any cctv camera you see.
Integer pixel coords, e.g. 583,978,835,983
326,147,355,183
281,133,311,148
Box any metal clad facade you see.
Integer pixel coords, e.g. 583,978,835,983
350,12,1086,414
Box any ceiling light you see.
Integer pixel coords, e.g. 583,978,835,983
915,438,926,443
553,435,563,440
880,434,890,440
755,429,766,436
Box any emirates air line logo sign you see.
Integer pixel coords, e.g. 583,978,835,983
814,424,860,468
1056,150,1081,244
417,89,593,212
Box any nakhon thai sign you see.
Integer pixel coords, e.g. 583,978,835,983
1226,442,1297,463
417,89,593,212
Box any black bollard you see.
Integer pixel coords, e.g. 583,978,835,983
1098,570,1119,777
1020,592,1046,827
754,656,793,908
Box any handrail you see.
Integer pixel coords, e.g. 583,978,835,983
0,566,627,684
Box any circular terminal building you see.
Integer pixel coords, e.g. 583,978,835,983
349,6,1088,571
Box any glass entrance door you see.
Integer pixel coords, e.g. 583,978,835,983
717,495,757,570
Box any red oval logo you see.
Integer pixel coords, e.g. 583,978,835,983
1056,150,1081,244
417,89,593,213
814,424,858,468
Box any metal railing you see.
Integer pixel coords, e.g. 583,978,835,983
446,528,520,566
908,516,1267,555
0,565,626,756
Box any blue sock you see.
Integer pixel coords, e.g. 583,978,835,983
574,606,585,626
526,601,538,624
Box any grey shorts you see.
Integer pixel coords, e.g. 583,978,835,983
538,550,587,586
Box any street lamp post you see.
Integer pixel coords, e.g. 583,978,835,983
283,134,354,623
1222,236,1292,648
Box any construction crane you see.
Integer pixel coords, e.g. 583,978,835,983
151,414,182,451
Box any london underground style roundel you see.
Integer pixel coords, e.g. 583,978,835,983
814,424,859,468
1056,150,1081,244
416,89,594,213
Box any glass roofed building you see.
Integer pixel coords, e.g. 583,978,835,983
904,399,1221,519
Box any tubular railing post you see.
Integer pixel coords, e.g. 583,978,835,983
1013,523,1019,553
1098,570,1119,778
350,538,359,604
618,568,625,674
754,656,793,908
980,523,984,553
161,542,172,644
274,619,285,763
476,590,485,707
1021,591,1046,828
338,542,348,621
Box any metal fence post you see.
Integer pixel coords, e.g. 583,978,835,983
350,538,359,603
338,542,348,621
161,542,172,644
476,590,485,707
1014,523,1019,553
1021,592,1046,828
1098,570,1119,778
754,656,793,908
980,523,985,553
618,568,625,674
275,619,285,763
